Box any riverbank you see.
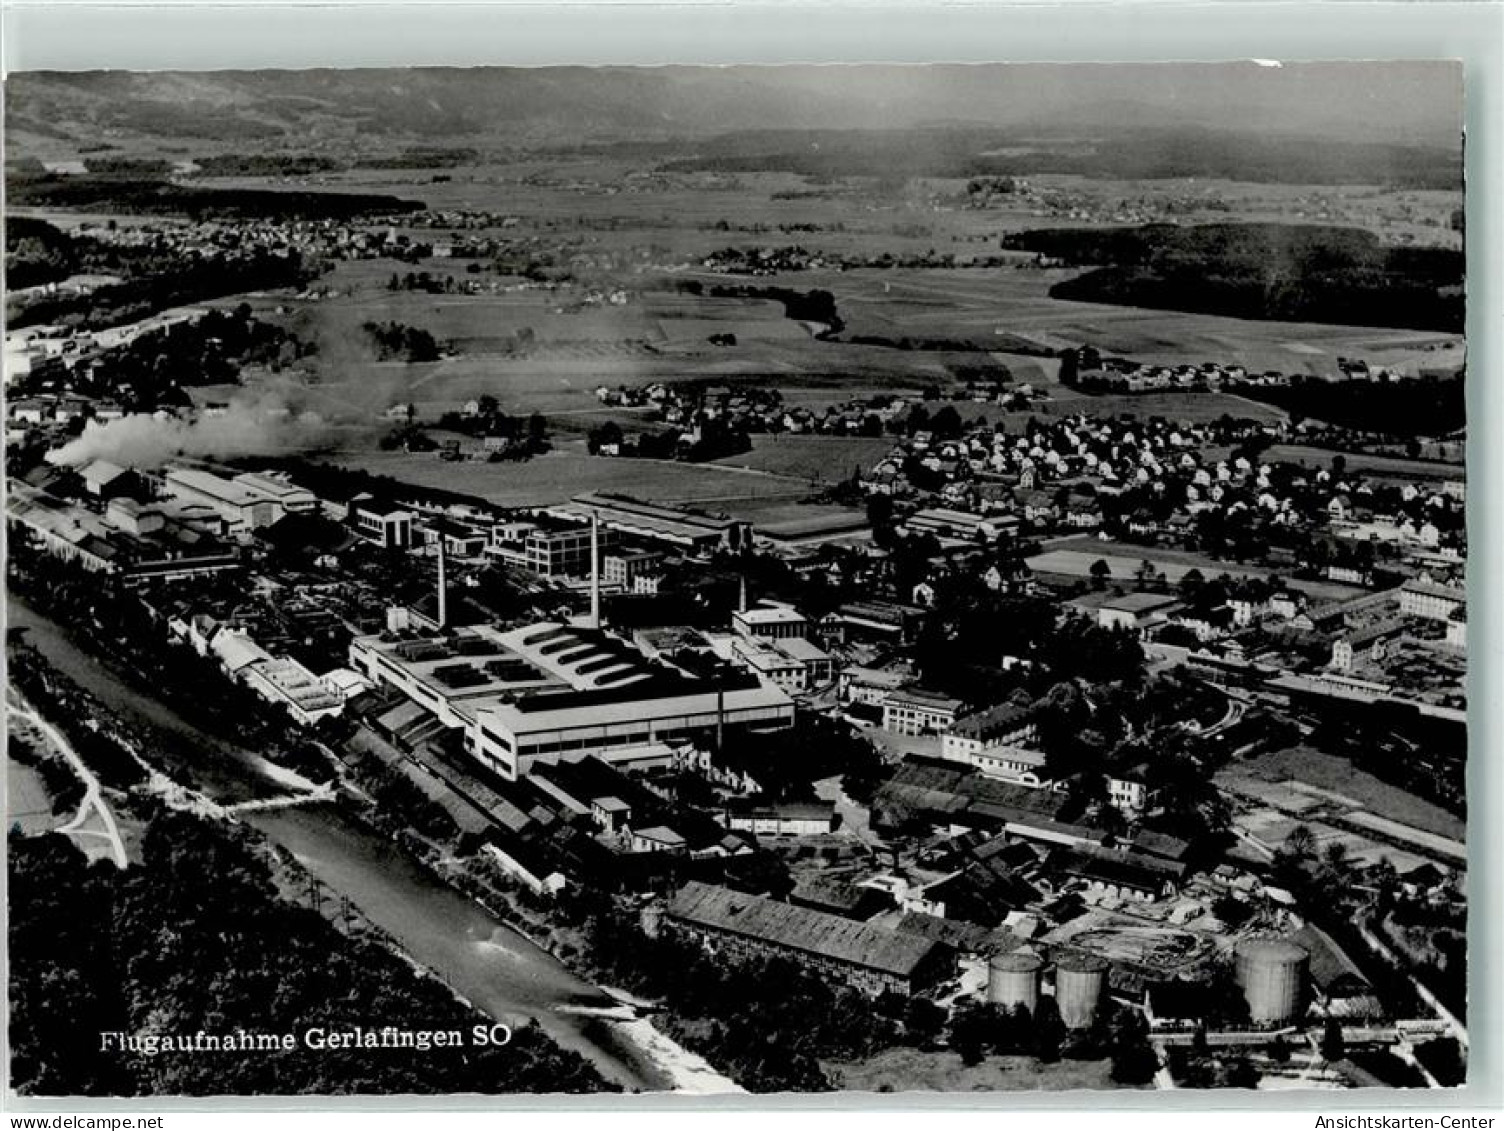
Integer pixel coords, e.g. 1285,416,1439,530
5,596,725,1094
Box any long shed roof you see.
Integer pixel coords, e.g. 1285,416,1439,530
666,881,944,977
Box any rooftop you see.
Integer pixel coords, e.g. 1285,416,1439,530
164,466,260,508
667,881,945,978
951,700,1036,741
1100,592,1182,614
735,605,808,626
1402,578,1464,601
886,688,964,712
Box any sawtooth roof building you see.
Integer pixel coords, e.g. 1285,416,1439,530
350,620,795,780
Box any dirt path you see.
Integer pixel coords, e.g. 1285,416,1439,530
8,699,127,869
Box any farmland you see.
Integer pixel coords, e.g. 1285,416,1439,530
217,158,1466,446
278,252,1448,442
710,434,897,480
819,267,1463,377
23,114,1466,529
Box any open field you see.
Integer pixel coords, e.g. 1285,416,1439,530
710,434,896,480
1218,745,1464,843
825,1048,1142,1093
1028,543,1365,603
983,390,1289,433
806,267,1464,378
215,177,1465,457
281,259,987,424
332,449,792,506
271,243,1466,441
6,757,58,835
329,447,868,539
1262,445,1464,480
196,161,1461,254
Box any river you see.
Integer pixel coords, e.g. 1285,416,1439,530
6,598,677,1092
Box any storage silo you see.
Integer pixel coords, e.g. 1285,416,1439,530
1054,953,1109,1030
1234,937,1309,1025
987,950,1043,1013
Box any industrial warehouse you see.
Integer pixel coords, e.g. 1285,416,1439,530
350,618,795,780
663,881,956,997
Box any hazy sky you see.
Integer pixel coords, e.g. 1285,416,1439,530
1,3,1464,148
735,62,1462,144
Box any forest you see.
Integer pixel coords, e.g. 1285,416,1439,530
674,279,843,336
5,172,424,221
6,218,321,333
1233,375,1465,438
8,811,611,1096
1002,223,1463,332
658,126,1461,190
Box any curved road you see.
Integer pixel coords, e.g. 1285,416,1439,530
7,699,127,869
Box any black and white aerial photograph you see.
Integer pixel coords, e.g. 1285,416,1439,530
3,38,1475,1103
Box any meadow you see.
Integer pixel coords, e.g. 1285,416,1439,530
1261,444,1464,480
710,434,898,481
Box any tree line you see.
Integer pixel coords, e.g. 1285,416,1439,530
1003,222,1462,333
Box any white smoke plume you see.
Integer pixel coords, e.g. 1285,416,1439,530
47,395,331,470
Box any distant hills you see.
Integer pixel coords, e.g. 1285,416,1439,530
5,64,1463,178
6,67,883,151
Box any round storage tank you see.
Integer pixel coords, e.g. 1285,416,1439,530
987,951,1043,1013
1234,937,1309,1025
1054,953,1109,1030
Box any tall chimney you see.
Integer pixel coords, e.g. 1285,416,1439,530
436,535,448,629
738,574,748,613
589,512,602,630
715,666,725,753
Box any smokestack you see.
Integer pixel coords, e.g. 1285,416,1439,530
589,512,601,630
715,665,725,753
436,535,448,629
738,575,748,613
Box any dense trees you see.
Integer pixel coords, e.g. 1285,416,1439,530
717,715,883,803
557,891,898,1092
1003,222,1462,333
5,216,78,288
5,173,422,223
1235,375,1464,439
362,320,442,363
437,405,550,456
909,591,1143,705
587,415,752,463
9,814,609,1096
675,280,843,337
7,544,336,785
8,235,320,335
10,305,316,412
